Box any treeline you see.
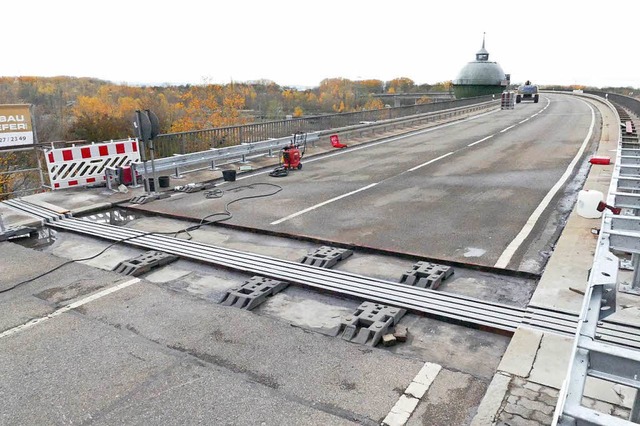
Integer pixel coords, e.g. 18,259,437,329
1,76,636,145
0,76,452,144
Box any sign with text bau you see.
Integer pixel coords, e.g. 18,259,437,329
0,104,34,149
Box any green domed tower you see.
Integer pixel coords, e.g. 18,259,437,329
453,34,508,98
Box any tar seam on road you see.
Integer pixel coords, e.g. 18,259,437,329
382,362,442,426
0,278,141,339
494,100,595,269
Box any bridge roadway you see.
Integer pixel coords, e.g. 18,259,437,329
131,93,598,275
2,92,634,425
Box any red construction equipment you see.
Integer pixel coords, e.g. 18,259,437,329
330,134,347,148
281,144,302,170
269,132,307,177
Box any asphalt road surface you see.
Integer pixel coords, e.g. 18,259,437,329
141,93,599,274
0,92,604,425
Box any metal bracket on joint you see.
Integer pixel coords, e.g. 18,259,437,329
399,261,454,290
300,246,353,269
218,276,289,310
589,247,618,318
338,302,406,346
112,250,179,276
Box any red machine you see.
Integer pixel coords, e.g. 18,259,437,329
282,144,302,170
270,132,307,177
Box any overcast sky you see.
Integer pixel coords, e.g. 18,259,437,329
6,0,639,89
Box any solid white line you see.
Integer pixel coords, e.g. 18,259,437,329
468,135,494,147
407,152,454,172
0,278,141,339
382,362,442,426
270,183,379,225
500,125,515,133
494,101,596,269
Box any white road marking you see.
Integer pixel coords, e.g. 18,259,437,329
468,135,494,147
494,101,595,269
236,109,500,181
270,183,379,225
270,100,554,227
519,118,530,124
0,278,140,339
407,152,454,172
382,362,442,426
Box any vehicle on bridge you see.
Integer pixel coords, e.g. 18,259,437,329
515,80,539,103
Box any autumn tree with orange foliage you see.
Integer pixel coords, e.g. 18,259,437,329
386,77,415,93
170,84,249,133
0,151,17,199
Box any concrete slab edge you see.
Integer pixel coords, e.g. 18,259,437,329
470,372,511,426
70,202,114,217
497,327,543,377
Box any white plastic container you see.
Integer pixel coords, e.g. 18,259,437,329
577,189,603,219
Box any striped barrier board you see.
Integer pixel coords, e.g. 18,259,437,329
44,139,140,190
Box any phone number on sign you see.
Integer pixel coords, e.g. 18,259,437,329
0,136,28,143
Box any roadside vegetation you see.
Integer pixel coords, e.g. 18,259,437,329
0,76,637,199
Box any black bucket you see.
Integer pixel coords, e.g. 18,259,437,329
158,176,171,188
222,169,237,182
147,178,155,192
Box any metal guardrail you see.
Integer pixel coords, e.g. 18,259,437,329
130,132,320,182
553,95,640,425
152,95,495,157
131,100,498,181
587,91,640,118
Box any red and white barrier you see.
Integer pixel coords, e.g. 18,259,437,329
44,139,140,190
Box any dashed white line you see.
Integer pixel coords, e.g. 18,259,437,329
271,148,454,225
0,278,141,339
382,362,442,426
270,183,379,225
468,135,494,147
270,100,551,226
519,118,530,124
407,152,454,172
236,110,500,181
494,100,596,268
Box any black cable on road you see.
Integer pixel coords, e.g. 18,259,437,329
0,183,283,294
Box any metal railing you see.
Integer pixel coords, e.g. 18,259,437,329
0,147,45,200
152,95,495,158
131,132,320,182
131,99,498,181
587,91,640,117
553,95,640,425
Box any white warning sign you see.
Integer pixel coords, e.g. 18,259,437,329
0,104,34,148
